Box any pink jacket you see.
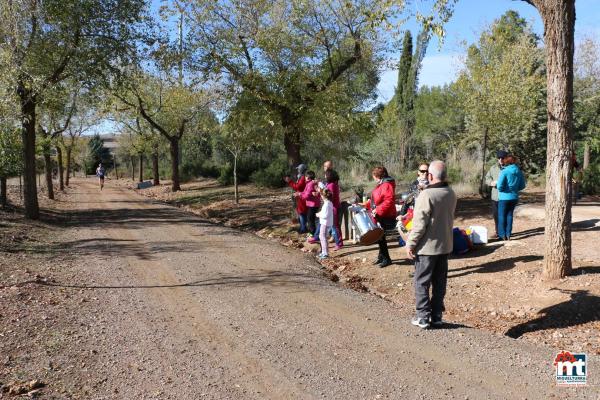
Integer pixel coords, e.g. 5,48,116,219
326,181,340,209
301,180,321,208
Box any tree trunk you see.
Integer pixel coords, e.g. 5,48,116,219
479,128,488,198
152,152,160,186
19,87,40,219
535,0,575,280
583,141,590,170
283,130,301,168
0,177,7,207
139,153,144,183
43,145,55,200
169,138,181,192
131,156,135,181
233,154,239,204
56,146,64,191
113,154,119,179
282,110,301,168
65,147,72,186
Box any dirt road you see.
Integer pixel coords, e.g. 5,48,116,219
28,179,598,398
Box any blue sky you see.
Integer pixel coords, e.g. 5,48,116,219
376,0,600,103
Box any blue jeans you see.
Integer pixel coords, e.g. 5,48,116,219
498,199,518,239
298,213,307,233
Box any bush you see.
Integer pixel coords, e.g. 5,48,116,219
581,164,600,195
250,157,288,188
181,159,220,182
446,165,462,184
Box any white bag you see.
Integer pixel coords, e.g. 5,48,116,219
468,225,488,244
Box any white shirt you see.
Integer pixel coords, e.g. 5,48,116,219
316,200,334,227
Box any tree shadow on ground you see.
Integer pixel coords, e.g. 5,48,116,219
448,254,542,279
505,289,600,338
572,218,600,232
32,270,328,292
572,265,600,275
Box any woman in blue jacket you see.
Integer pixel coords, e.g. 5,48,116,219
496,155,526,240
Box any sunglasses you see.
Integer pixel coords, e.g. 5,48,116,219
418,170,428,173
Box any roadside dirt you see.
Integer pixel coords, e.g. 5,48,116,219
1,178,598,398
133,178,600,356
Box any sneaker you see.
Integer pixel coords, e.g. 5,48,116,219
334,244,343,251
372,257,383,265
378,259,392,268
317,253,329,260
431,314,443,327
307,238,319,244
398,237,406,247
411,316,430,329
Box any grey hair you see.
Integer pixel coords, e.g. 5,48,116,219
428,160,447,181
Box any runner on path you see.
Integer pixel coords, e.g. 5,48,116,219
96,163,106,190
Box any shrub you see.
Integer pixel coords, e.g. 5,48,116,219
581,164,600,195
250,157,288,188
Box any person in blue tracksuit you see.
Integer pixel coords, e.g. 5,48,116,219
496,155,526,240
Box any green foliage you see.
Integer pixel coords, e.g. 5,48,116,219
85,134,111,174
574,36,600,155
454,10,547,173
250,156,288,188
581,164,600,195
0,126,22,178
191,0,400,164
414,85,464,160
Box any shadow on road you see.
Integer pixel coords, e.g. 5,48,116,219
33,270,326,291
505,289,600,338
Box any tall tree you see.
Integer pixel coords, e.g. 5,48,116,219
520,0,575,279
38,87,76,199
574,36,600,170
114,73,211,191
455,11,546,174
0,0,147,219
0,124,21,207
190,0,397,167
395,29,430,168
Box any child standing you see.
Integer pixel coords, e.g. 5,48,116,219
295,170,320,238
316,188,334,259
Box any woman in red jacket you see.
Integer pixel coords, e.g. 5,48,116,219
365,166,396,267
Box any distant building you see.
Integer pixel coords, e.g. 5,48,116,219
99,134,120,155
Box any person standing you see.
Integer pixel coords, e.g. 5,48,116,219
324,170,343,250
285,164,308,233
96,163,106,191
406,160,457,329
364,166,396,268
410,163,430,192
316,188,334,260
496,155,526,241
295,170,320,239
485,150,508,239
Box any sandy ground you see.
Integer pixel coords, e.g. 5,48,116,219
1,178,598,398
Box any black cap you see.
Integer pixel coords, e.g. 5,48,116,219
496,150,508,159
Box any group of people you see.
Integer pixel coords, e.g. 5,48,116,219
284,160,344,260
485,150,526,241
286,159,461,329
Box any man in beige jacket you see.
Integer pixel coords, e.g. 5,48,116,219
406,160,457,329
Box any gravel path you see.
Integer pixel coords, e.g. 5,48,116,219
41,179,597,399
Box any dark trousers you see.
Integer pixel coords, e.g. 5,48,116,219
306,207,318,235
376,217,396,262
491,200,498,236
414,254,449,319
